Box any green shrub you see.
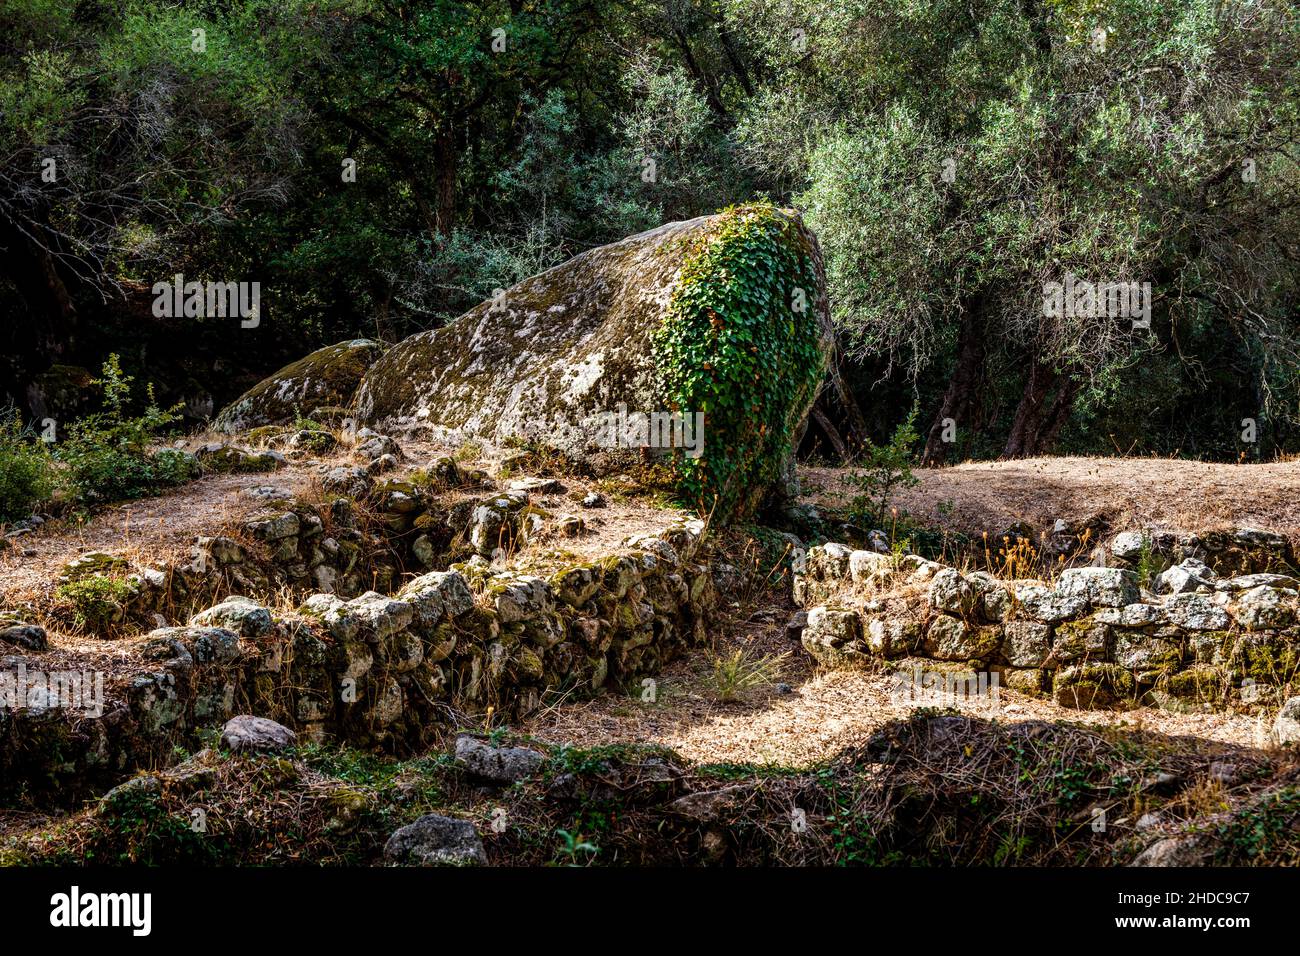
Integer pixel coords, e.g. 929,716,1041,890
57,355,193,503
0,409,56,521
57,574,136,630
846,407,921,530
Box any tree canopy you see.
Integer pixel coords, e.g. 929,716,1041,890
2,0,1297,461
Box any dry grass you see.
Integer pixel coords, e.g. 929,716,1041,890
522,588,1274,768
803,456,1300,539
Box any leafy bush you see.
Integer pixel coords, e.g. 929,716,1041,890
56,574,135,630
57,355,194,503
846,408,921,529
0,409,55,521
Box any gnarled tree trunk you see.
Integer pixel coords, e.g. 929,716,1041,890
1002,358,1077,458
922,295,987,465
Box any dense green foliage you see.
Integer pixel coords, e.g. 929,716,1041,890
0,354,199,521
2,0,1297,466
0,411,55,522
56,356,193,505
654,204,825,518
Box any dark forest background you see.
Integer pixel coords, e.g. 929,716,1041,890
3,0,1298,463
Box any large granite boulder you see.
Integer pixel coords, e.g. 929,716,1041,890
214,339,381,432
355,205,833,520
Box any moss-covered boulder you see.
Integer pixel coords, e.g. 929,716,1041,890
214,339,381,433
355,205,833,521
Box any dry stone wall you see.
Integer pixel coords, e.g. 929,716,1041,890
1,519,713,802
794,532,1300,714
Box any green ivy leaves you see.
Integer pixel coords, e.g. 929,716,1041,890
653,203,825,521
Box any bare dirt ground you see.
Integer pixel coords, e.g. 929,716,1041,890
521,598,1271,767
526,456,1300,765
801,456,1300,539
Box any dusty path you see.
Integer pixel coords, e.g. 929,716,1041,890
802,456,1300,538
521,600,1271,767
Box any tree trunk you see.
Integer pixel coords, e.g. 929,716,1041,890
0,216,79,410
922,296,986,465
671,29,730,122
432,126,459,240
1002,359,1075,458
713,16,755,97
827,358,870,451
810,401,850,462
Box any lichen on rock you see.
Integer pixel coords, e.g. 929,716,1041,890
214,339,381,432
354,205,832,522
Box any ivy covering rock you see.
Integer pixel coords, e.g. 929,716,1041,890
354,205,832,522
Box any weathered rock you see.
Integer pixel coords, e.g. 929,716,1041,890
354,432,402,461
1000,667,1046,696
454,734,545,784
466,491,530,557
0,622,48,652
928,569,976,615
245,511,300,541
865,616,918,657
306,591,413,643
489,574,553,623
286,429,338,453
1045,618,1112,664
397,571,474,631
353,208,832,520
1130,835,1208,867
669,785,752,823
1001,621,1051,667
98,774,163,815
1015,583,1089,623
1053,663,1136,709
1273,696,1300,746
1110,531,1150,561
1234,585,1297,630
1164,593,1231,630
383,814,486,866
191,596,272,638
510,476,564,495
801,606,865,667
321,465,372,498
849,550,892,586
59,551,128,582
1113,631,1182,670
1156,558,1217,595
195,443,284,473
923,615,999,660
220,715,297,753
1056,567,1140,608
147,625,241,664
1151,665,1228,712
1220,572,1300,592
196,535,247,565
215,339,381,432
